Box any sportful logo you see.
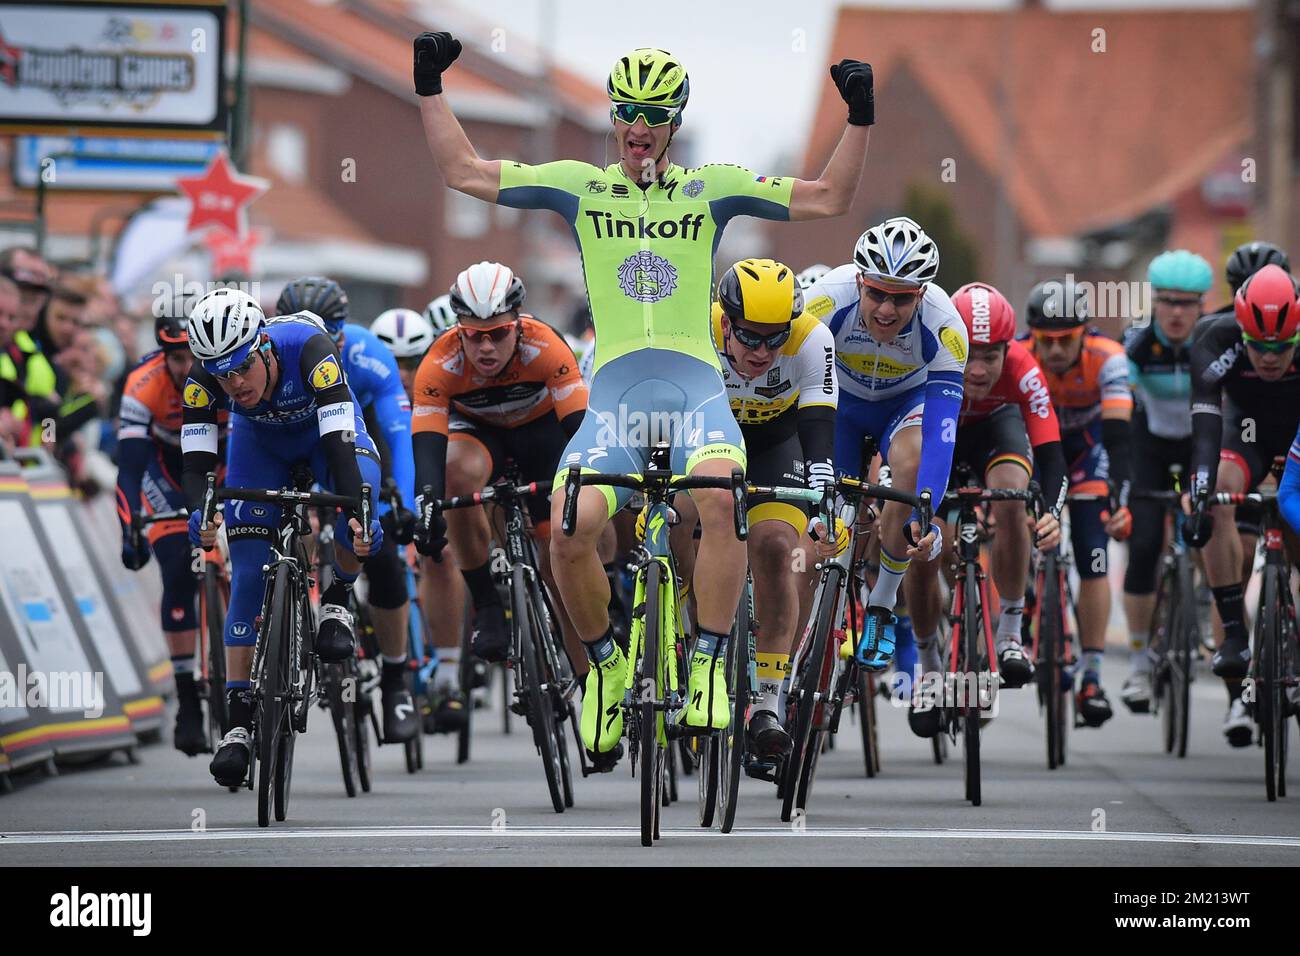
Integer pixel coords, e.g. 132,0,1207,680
1018,368,1052,419
584,211,705,241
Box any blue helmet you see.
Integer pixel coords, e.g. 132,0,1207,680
1147,250,1213,294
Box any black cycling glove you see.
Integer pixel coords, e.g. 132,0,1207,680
413,32,462,96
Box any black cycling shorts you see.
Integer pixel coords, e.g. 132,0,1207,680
448,413,568,524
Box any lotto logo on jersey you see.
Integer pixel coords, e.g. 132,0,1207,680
183,381,213,408
1018,368,1053,419
309,355,342,390
939,327,968,366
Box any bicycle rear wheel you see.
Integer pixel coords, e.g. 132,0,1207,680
514,565,565,813
782,567,838,823
326,664,358,797
456,618,474,765
257,563,293,828
858,670,880,778
639,561,666,847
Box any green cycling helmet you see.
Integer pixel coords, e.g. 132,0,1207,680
607,48,689,107
1147,250,1213,293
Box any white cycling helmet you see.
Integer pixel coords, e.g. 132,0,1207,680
188,288,265,369
449,261,526,321
853,216,940,287
796,264,832,291
423,294,457,332
372,308,435,359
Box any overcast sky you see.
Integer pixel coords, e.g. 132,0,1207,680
441,0,1250,172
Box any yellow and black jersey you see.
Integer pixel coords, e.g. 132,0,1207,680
711,305,839,443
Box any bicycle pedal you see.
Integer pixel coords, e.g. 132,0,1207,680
744,759,779,783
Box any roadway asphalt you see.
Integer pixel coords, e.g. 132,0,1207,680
2,656,1298,866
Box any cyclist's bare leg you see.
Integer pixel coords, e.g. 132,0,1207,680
687,457,746,636
369,605,408,658
534,524,587,680
420,552,464,679
671,491,700,626
548,485,613,640
225,646,254,684
445,438,493,570
986,461,1032,645
166,631,197,665
1075,577,1110,655
749,519,800,657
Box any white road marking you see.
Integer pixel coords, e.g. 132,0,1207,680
2,825,1300,848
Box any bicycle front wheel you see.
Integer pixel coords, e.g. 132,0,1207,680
639,561,666,846
961,569,983,807
1258,566,1284,802
1036,555,1065,771
718,592,749,833
858,669,880,778
514,565,565,814
257,563,294,827
782,567,839,823
201,565,229,750
325,663,358,797
1172,556,1196,758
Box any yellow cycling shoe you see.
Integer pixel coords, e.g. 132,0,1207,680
683,649,731,730
580,644,627,754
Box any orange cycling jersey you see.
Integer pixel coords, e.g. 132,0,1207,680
1025,333,1131,434
411,315,588,436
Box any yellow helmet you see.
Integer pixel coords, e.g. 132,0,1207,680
607,48,689,107
716,258,805,326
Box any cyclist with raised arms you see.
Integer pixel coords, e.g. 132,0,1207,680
1184,263,1300,746
413,33,873,764
183,290,384,788
710,258,840,758
116,314,225,755
410,262,589,681
903,283,1066,735
803,217,966,673
273,277,420,743
1118,251,1212,714
1021,280,1133,728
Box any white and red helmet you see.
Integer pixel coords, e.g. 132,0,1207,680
448,261,526,321
952,282,1016,346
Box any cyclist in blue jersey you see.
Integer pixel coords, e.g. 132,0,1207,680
803,217,966,673
182,289,386,788
273,277,420,743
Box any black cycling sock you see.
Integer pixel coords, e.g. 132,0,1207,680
1211,584,1247,646
174,670,197,701
322,578,352,608
584,626,617,665
381,658,407,692
1227,680,1243,703
462,561,500,610
226,684,254,731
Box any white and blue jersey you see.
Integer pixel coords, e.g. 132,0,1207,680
803,264,967,501
339,322,414,509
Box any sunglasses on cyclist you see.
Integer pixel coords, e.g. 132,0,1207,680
213,347,260,381
458,319,516,344
858,277,922,308
610,102,681,128
1241,332,1300,354
1154,294,1202,309
1031,327,1084,347
728,320,792,351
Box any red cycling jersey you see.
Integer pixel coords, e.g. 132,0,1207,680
960,339,1061,448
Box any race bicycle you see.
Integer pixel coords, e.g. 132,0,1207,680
199,470,371,827
560,443,751,846
430,471,582,812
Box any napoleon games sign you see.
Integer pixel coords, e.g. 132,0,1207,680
0,2,226,135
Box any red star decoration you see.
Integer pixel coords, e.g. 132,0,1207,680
0,30,22,87
175,150,268,239
202,227,267,277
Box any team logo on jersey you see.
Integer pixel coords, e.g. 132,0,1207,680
805,295,834,319
183,381,213,408
586,180,608,194
939,326,968,366
683,179,704,198
617,251,678,303
767,367,782,386
610,183,630,198
309,354,342,389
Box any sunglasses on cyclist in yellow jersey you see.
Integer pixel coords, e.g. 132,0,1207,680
610,102,681,128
